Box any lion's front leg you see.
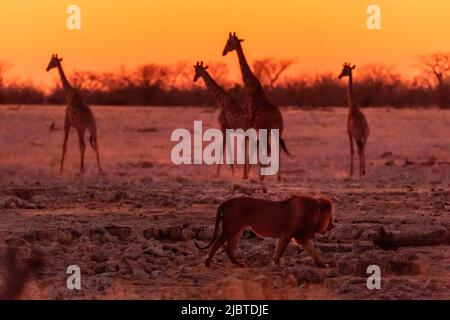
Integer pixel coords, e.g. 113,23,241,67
272,234,292,266
295,238,326,268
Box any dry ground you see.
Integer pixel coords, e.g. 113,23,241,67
0,105,449,299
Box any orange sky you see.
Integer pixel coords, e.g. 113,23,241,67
0,0,449,86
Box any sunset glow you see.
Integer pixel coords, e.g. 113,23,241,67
0,0,449,86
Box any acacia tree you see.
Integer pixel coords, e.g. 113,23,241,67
135,63,170,88
0,61,9,103
166,61,191,89
416,53,450,108
0,62,5,88
253,58,295,88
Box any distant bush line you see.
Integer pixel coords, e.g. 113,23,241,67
0,59,448,108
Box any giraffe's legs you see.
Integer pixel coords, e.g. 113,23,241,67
258,136,275,182
216,130,235,177
60,121,70,174
242,137,248,180
246,138,257,178
277,139,282,182
216,131,226,178
356,140,365,177
270,136,283,182
358,147,363,177
227,136,235,176
89,131,103,175
348,132,354,177
258,138,267,182
362,143,367,176
77,128,86,174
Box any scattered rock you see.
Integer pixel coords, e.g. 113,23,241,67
423,156,437,166
93,262,111,274
384,160,395,166
327,224,362,240
317,243,352,253
151,270,163,277
384,257,420,276
295,266,325,284
139,161,154,169
374,226,449,250
89,228,108,243
105,225,135,242
380,152,393,158
123,258,149,278
106,191,128,203
351,240,376,254
360,228,379,241
189,226,214,240
91,250,109,263
143,226,186,241
0,196,36,209
143,244,165,257
23,230,53,242
123,245,142,260
137,127,158,133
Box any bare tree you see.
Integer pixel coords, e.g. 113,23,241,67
359,64,400,85
71,71,106,91
415,52,450,108
0,63,5,88
166,61,192,89
207,62,230,84
253,58,295,88
135,63,170,88
0,61,11,103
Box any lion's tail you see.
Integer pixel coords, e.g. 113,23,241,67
195,203,225,250
280,138,290,156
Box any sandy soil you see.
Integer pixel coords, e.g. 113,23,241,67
0,104,449,300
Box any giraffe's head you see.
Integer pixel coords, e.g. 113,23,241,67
338,63,356,79
193,61,209,82
222,32,244,56
46,54,63,72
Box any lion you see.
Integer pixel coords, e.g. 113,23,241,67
195,195,334,268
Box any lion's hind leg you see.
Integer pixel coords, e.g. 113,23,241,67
205,235,228,268
226,230,246,268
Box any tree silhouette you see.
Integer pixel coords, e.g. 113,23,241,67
415,53,450,108
253,58,295,88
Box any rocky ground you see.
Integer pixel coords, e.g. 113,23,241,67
0,105,449,299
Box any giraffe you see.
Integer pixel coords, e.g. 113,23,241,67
46,54,102,175
194,61,251,179
338,63,370,177
222,32,289,181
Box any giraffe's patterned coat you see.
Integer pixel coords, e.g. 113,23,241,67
46,54,102,174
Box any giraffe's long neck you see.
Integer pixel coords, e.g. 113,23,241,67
57,63,73,92
200,71,231,104
235,44,264,95
347,73,358,110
